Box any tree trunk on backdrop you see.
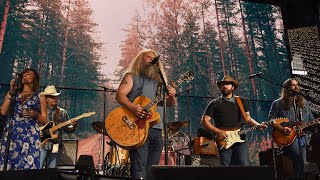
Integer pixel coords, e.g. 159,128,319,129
0,0,10,54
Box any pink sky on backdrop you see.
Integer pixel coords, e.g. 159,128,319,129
88,0,142,86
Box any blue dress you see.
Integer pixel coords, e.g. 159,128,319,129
0,93,42,170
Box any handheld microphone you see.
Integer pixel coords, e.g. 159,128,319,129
13,73,22,95
249,72,263,79
150,55,160,65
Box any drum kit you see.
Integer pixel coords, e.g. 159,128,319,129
167,120,191,165
90,120,193,176
91,121,130,177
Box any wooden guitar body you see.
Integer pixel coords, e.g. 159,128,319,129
105,96,160,150
272,118,295,147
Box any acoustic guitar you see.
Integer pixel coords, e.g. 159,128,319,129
105,71,194,150
40,112,96,148
272,117,320,147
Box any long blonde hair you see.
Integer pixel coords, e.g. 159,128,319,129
128,49,168,84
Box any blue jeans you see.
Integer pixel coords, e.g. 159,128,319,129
129,128,164,180
40,147,60,168
286,138,307,179
219,141,249,166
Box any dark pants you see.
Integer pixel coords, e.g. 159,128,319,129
219,141,249,166
129,128,164,180
286,138,307,179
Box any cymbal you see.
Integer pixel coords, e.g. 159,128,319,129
91,121,108,136
168,120,189,134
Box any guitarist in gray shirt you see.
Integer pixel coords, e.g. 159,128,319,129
116,49,176,180
39,85,78,168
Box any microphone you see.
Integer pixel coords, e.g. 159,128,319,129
12,73,22,95
249,72,263,79
150,55,160,65
185,85,193,92
300,87,313,92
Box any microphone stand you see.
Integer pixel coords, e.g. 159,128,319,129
254,74,305,179
99,86,117,175
3,92,17,171
291,91,305,179
176,86,193,155
155,62,169,165
186,87,192,155
101,86,107,175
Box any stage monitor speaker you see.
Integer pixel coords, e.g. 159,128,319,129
59,139,78,166
75,155,95,175
259,148,293,179
58,170,137,180
185,155,220,167
0,168,59,180
149,165,275,180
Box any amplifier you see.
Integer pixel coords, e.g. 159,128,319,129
59,139,78,166
193,137,218,155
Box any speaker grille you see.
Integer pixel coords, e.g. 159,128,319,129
185,155,220,167
59,139,78,166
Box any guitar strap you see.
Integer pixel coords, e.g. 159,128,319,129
235,96,248,124
54,107,61,123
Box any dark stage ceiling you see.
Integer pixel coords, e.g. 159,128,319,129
242,0,320,29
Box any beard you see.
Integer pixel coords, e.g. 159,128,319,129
221,88,233,96
140,63,159,80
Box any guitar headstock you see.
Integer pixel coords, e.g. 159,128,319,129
179,71,194,83
272,117,289,125
82,112,96,118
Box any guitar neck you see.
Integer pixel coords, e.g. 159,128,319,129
299,117,320,130
52,118,80,131
144,79,185,111
46,112,95,132
238,120,274,135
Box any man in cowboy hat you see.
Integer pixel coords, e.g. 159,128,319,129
201,75,267,166
39,85,78,168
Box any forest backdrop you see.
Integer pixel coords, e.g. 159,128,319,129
0,0,296,165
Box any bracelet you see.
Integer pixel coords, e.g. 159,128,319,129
8,91,13,96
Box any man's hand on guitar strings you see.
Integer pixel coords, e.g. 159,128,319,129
259,122,268,130
132,104,147,118
283,127,292,135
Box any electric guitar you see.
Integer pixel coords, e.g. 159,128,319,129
105,71,194,150
272,117,320,147
40,112,96,148
215,119,279,150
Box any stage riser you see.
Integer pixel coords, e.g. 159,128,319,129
149,165,275,180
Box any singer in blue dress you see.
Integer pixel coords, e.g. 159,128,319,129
0,68,47,170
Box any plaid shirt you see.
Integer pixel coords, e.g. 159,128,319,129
43,105,73,150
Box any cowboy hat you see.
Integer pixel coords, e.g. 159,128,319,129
40,85,61,96
217,75,239,89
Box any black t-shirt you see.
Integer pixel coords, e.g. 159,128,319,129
203,96,249,129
